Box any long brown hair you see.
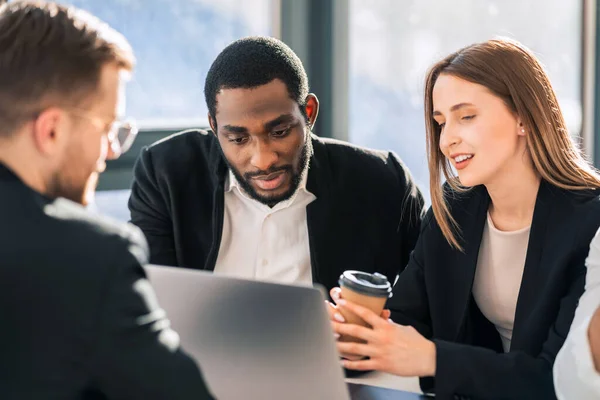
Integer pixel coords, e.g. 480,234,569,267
424,38,600,250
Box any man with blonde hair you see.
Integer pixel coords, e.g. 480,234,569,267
0,2,213,398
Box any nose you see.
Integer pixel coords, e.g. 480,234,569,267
438,123,460,154
250,139,278,171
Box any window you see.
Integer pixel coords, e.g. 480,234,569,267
67,0,276,129
349,0,583,201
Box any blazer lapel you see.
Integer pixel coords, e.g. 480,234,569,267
203,134,228,271
511,180,553,347
451,186,489,340
305,136,334,287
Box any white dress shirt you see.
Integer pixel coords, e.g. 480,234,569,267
213,169,316,285
554,228,600,399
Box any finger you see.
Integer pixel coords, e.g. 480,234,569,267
325,301,345,322
337,341,376,358
381,309,391,320
340,353,365,361
341,357,379,371
330,287,342,303
338,299,387,329
332,321,378,342
325,300,336,316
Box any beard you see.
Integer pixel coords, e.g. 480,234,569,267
46,173,88,205
224,134,313,208
45,146,99,206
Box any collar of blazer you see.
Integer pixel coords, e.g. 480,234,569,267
0,161,20,183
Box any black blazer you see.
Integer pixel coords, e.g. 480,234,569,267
128,130,425,291
388,181,600,399
0,163,213,400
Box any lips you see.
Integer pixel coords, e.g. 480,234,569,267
451,154,474,171
252,171,286,190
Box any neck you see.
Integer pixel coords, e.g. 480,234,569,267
485,154,541,231
0,136,50,196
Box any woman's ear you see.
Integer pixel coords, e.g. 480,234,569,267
517,121,526,136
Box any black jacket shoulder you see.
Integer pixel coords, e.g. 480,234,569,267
144,129,219,168
312,136,419,196
42,197,149,266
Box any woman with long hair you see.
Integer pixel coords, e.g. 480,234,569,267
328,38,600,398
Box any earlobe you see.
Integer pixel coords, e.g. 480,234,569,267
517,121,526,136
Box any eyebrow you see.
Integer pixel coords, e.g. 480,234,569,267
264,114,295,131
432,102,476,116
221,124,248,134
221,113,296,134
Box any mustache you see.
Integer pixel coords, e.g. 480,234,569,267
244,165,293,180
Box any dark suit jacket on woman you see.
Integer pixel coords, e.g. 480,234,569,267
388,180,600,399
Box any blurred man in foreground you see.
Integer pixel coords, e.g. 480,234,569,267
0,2,213,399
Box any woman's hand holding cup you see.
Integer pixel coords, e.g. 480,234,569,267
326,271,393,361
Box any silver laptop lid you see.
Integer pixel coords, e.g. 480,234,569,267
144,265,350,400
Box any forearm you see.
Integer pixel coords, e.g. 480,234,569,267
589,306,600,373
555,314,600,400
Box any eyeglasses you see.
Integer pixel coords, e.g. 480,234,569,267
67,109,139,156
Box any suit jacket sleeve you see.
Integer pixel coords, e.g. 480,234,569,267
89,242,214,399
129,147,178,266
387,208,433,338
389,153,425,273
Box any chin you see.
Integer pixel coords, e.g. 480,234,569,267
456,173,483,188
255,186,289,198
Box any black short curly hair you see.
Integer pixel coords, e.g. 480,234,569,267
204,36,309,126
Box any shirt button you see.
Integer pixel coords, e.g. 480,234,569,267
262,259,268,266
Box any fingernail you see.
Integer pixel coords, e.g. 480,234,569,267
334,333,340,339
332,292,340,300
334,313,345,323
337,299,347,306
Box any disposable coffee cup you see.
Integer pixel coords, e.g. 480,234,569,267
338,270,392,344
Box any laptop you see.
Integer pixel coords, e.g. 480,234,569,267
144,264,350,400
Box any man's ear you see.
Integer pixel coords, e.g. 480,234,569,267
32,107,68,156
304,94,319,129
208,113,217,135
